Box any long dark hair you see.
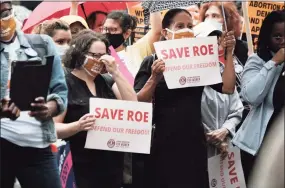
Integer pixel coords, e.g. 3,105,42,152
257,10,285,62
63,29,110,69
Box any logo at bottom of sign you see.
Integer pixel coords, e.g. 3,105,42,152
107,139,130,149
211,178,217,187
179,76,200,85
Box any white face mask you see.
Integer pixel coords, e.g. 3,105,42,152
204,19,223,32
165,28,194,40
56,44,69,56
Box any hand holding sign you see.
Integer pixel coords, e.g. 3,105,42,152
77,114,96,132
151,59,165,83
206,127,229,144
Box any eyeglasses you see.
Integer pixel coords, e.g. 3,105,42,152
87,52,106,59
101,27,119,34
0,8,12,19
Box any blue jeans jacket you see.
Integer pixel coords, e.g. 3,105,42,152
0,30,68,143
232,53,284,155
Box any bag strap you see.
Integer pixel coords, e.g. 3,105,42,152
24,34,47,60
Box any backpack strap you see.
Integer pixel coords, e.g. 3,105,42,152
24,34,47,60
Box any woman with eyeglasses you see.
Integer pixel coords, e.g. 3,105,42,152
53,29,137,188
233,10,285,184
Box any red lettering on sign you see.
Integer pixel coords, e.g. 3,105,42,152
193,46,200,56
94,108,124,120
143,112,149,123
208,44,214,54
161,49,168,60
127,110,134,121
227,152,239,185
184,47,190,57
169,49,177,59
127,110,149,123
101,108,110,119
95,107,101,118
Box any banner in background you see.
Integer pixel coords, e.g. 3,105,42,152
154,37,221,89
208,147,246,188
85,98,153,154
243,1,285,51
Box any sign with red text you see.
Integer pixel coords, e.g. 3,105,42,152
85,98,152,154
208,147,246,188
154,37,222,89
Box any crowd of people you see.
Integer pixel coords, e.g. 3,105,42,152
0,1,284,188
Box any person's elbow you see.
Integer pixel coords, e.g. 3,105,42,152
137,92,151,103
241,87,263,107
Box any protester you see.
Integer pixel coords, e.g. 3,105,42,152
103,10,162,77
60,15,89,37
233,10,285,183
134,8,236,188
69,1,107,32
199,1,250,130
32,19,71,56
200,2,248,88
53,30,137,188
0,1,68,187
194,21,244,159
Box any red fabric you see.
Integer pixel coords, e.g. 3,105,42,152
22,1,127,33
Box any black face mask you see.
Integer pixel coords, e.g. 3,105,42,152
106,33,125,49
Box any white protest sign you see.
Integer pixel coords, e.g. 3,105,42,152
154,37,222,89
208,147,246,188
85,98,152,154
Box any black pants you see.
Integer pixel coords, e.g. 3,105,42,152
71,150,124,188
0,138,61,188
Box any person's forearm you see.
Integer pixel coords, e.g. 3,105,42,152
55,121,79,139
222,53,236,94
70,2,78,15
137,76,158,102
149,12,162,35
112,71,137,101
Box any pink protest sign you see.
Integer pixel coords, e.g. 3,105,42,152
109,46,134,86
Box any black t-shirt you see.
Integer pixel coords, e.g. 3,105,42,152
63,72,123,165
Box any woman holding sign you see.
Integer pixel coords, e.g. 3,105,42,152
54,30,137,188
134,8,236,188
233,10,285,183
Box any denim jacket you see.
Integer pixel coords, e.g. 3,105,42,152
0,30,68,143
232,53,284,155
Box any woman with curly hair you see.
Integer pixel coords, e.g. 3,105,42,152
53,30,137,188
32,19,71,56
